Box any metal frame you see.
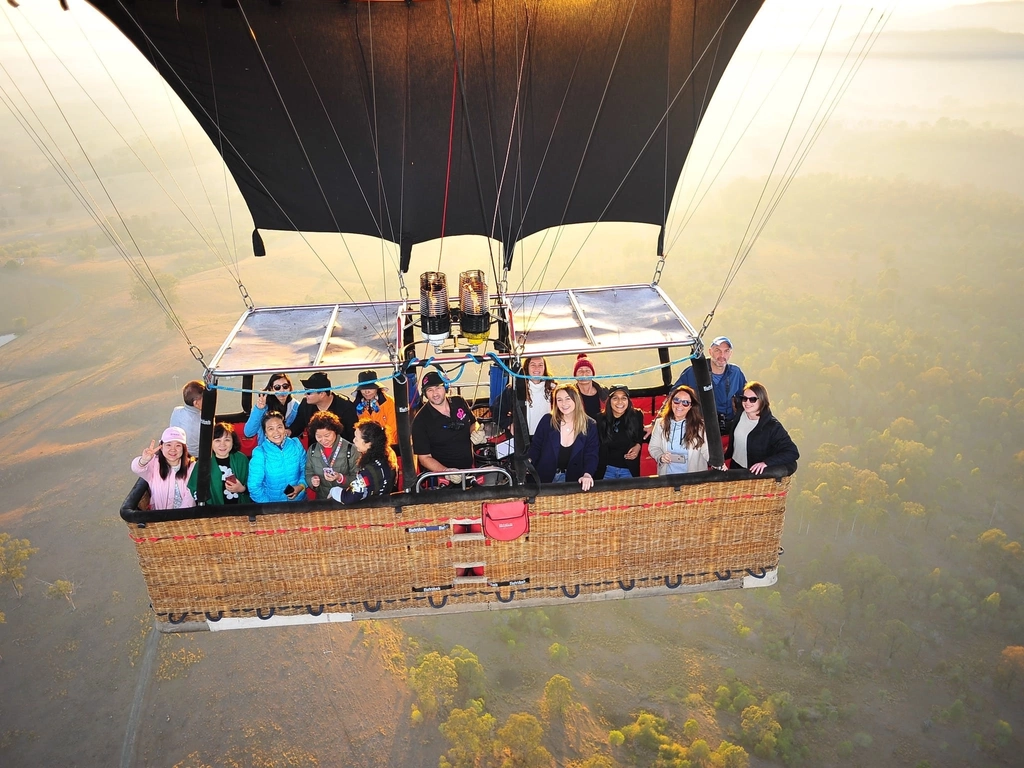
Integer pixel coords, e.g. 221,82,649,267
203,284,700,379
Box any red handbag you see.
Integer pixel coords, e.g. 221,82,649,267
482,500,529,541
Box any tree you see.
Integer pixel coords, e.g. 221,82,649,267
409,651,458,718
439,700,496,768
902,502,927,536
450,645,487,703
712,742,749,768
683,719,699,743
992,720,1012,748
548,642,569,662
540,675,575,721
795,582,845,647
996,646,1024,691
620,713,670,752
0,534,37,597
45,579,77,610
688,739,712,768
879,619,917,664
129,270,179,307
494,713,553,768
580,756,616,768
739,705,781,760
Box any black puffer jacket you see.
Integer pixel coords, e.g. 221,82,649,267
725,408,799,469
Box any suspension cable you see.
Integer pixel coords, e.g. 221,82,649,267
713,9,891,309
665,7,822,254
109,0,393,349
522,0,742,333
437,0,465,270
234,0,390,339
25,9,246,293
710,8,885,317
1,8,198,351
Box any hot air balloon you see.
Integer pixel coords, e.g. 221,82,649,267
91,0,794,632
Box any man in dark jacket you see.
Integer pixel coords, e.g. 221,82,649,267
289,372,357,443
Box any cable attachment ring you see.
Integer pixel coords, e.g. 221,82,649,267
237,282,255,311
651,253,667,286
696,310,715,343
189,344,206,365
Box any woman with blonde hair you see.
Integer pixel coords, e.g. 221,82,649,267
648,385,709,475
528,383,599,491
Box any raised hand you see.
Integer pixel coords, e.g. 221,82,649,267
255,393,267,409
140,439,158,465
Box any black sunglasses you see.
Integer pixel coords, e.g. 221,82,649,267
272,383,291,391
671,398,691,406
740,395,759,403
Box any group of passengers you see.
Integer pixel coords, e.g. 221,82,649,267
521,338,798,487
132,335,797,509
133,370,399,509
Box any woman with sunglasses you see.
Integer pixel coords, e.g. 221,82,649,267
649,385,709,475
725,381,799,474
244,373,300,446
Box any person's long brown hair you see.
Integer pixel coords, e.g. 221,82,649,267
524,357,556,406
657,385,706,450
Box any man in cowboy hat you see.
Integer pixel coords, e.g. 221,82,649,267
289,372,357,442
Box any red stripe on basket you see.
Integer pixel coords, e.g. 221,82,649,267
130,486,789,543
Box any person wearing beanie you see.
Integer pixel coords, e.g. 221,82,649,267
573,354,607,419
672,336,746,432
131,426,196,510
412,370,481,478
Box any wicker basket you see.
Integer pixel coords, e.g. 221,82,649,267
122,472,790,631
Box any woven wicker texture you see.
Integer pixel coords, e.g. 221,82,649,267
127,476,789,625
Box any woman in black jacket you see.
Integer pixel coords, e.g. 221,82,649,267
725,381,799,474
596,384,645,479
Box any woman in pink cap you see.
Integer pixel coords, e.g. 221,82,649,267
131,426,196,510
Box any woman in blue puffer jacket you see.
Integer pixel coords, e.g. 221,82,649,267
248,411,306,503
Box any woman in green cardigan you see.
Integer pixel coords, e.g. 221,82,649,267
188,422,250,505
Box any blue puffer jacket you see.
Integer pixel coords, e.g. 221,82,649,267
248,437,306,503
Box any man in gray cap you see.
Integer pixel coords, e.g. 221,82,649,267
673,336,747,431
